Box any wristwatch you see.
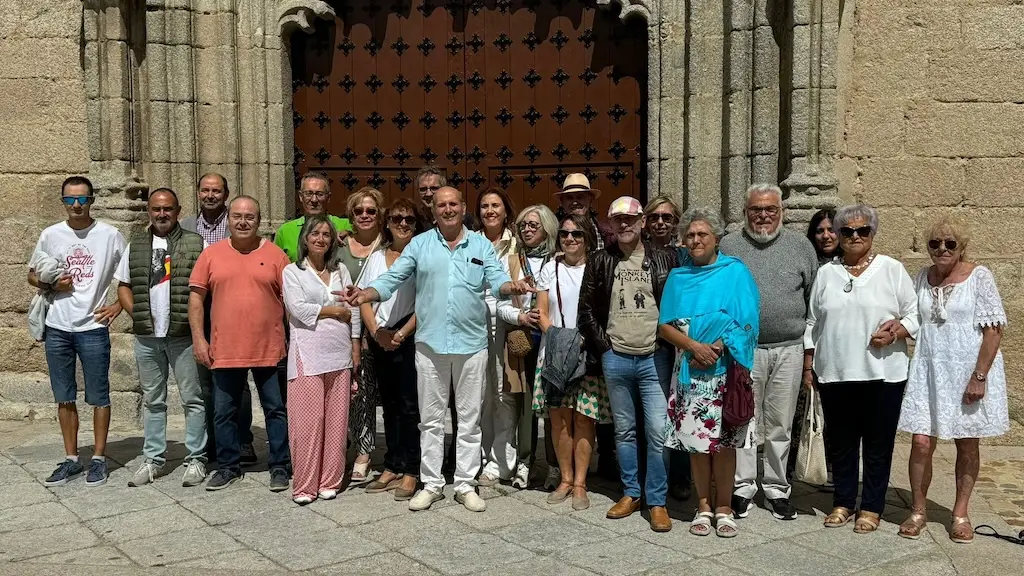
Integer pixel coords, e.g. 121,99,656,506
973,371,987,382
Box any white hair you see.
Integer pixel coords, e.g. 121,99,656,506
678,207,726,242
834,203,880,233
745,183,784,205
743,183,784,244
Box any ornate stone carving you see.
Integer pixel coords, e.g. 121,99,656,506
278,0,336,35
596,0,655,23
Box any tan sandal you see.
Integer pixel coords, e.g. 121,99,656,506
824,506,854,527
950,516,975,544
898,509,927,539
854,511,880,534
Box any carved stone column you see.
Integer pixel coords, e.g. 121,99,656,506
782,0,841,223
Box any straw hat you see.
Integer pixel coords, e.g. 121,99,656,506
555,173,601,199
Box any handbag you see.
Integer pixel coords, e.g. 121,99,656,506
722,360,755,429
793,385,828,485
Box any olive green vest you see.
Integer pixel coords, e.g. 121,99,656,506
128,225,203,337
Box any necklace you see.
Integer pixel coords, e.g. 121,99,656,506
842,254,875,293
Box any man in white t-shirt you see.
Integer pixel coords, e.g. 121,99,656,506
115,189,208,488
29,176,126,487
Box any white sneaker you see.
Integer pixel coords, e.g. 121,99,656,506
455,490,487,512
318,489,337,500
128,460,162,487
511,464,529,489
544,466,561,491
293,495,314,505
408,488,445,511
181,460,207,487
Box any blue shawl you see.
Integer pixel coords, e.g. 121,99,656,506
658,254,760,387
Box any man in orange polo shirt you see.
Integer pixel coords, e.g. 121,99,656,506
188,195,292,491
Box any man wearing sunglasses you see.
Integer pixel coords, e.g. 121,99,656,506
719,183,820,521
29,176,127,487
274,171,352,263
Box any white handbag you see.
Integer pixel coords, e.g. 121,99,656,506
793,386,828,486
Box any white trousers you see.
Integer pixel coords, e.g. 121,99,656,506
734,343,803,500
415,343,487,494
480,324,523,479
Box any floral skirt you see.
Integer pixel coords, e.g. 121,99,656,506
531,355,611,424
665,371,753,454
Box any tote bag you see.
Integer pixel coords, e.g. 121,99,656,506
793,386,828,486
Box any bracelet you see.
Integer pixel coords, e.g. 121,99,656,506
803,368,813,373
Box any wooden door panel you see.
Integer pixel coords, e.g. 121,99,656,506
291,0,646,220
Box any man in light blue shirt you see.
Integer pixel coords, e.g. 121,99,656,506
343,187,532,512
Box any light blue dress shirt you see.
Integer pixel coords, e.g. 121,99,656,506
370,226,512,355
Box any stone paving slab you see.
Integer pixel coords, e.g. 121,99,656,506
1,420,1023,575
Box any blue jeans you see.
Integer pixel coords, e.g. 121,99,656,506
135,336,207,464
44,326,111,406
212,367,290,473
602,348,673,506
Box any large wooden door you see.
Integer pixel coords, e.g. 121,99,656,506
291,0,647,218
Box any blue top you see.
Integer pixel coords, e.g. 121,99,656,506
659,255,760,388
369,226,512,355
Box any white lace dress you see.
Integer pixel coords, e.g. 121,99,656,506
898,266,1009,439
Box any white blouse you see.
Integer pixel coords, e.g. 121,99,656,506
358,249,416,329
804,255,920,384
282,261,361,380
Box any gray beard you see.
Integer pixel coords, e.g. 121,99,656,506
745,223,781,244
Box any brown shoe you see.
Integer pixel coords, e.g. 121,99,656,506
365,472,403,494
649,506,672,532
606,496,641,519
393,475,418,501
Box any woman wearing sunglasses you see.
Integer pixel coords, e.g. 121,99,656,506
533,214,611,510
644,196,683,248
803,203,919,533
896,216,1007,543
359,198,425,500
339,187,385,482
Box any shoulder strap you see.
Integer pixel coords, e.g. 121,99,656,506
555,259,566,327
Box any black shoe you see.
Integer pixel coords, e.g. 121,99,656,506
670,483,692,501
731,494,754,519
269,468,290,492
239,443,258,465
768,497,797,520
206,469,242,491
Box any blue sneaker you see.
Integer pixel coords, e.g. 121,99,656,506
85,458,108,487
44,459,84,486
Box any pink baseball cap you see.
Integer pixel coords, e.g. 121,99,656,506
607,196,643,218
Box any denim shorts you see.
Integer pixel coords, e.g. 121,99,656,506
44,326,111,406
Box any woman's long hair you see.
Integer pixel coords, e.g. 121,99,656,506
807,208,841,261
295,214,342,272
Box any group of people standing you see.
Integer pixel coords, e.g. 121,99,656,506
28,168,1008,544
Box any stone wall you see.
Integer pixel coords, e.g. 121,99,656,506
836,0,1024,425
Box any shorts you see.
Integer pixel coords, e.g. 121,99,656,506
44,326,111,406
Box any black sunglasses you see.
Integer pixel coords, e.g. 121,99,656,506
389,215,417,225
558,230,585,239
928,239,958,252
839,226,872,238
353,207,377,216
648,213,676,223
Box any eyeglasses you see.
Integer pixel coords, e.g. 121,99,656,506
519,221,542,231
301,191,328,199
353,207,378,216
746,206,780,216
62,196,92,206
839,226,873,238
418,185,441,192
389,215,417,225
648,213,676,223
558,230,585,239
928,239,958,252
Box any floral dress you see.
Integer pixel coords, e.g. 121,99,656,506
898,266,1009,439
664,319,755,454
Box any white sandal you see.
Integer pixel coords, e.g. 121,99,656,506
715,513,739,538
689,511,713,536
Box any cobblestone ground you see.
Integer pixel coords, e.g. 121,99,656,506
1,419,1022,576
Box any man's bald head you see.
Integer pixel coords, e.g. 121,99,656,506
432,186,466,231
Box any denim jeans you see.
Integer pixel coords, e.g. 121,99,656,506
602,347,674,506
135,336,207,464
44,326,111,406
212,366,290,473
199,363,253,457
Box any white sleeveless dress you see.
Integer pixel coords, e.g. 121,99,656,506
897,266,1009,439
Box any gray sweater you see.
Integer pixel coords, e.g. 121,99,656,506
720,227,819,347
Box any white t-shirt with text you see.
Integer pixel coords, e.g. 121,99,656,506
114,236,171,337
32,221,127,333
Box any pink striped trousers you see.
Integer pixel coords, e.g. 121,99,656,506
287,355,351,500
